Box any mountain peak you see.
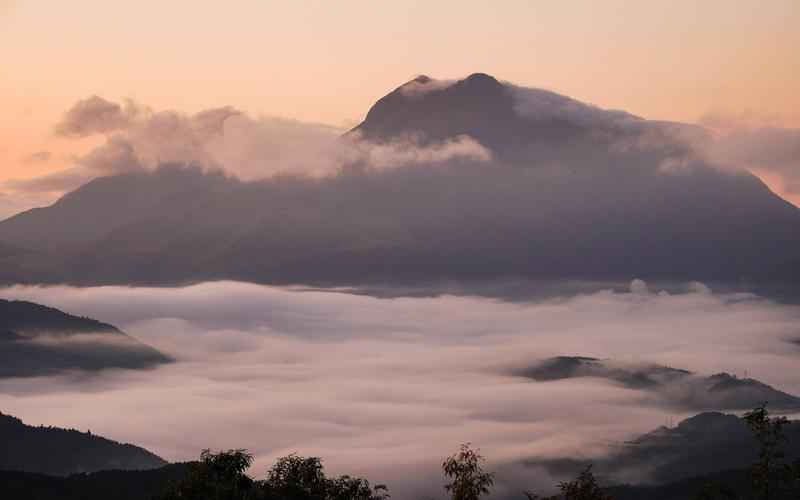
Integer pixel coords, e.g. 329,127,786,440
352,72,516,147
410,74,433,84
463,72,501,87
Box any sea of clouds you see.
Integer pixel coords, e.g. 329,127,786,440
0,280,799,497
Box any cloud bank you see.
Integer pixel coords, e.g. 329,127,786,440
3,95,491,209
0,281,798,496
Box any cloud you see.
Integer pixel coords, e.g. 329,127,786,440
700,113,800,194
58,96,491,180
76,135,143,174
345,132,491,169
22,96,492,189
55,96,140,137
510,85,639,129
0,281,799,496
509,86,797,194
0,93,497,222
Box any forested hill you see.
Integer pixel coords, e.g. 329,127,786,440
0,412,167,476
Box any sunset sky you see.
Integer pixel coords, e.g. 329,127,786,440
1,0,799,205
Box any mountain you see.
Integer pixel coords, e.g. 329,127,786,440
0,412,167,476
517,356,800,411
525,411,800,487
0,299,171,377
0,74,798,291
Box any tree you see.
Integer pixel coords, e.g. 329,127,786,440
743,404,789,500
262,454,389,500
156,449,257,500
699,403,799,500
158,450,389,500
524,465,614,500
263,454,328,500
442,443,495,500
325,475,390,500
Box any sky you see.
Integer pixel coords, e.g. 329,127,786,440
1,0,799,209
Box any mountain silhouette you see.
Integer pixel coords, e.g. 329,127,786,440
0,412,167,476
0,299,171,377
0,74,797,291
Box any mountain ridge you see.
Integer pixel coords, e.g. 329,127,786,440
517,356,800,411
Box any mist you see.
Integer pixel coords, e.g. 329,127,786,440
1,280,798,497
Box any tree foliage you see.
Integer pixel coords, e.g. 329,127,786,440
442,443,495,500
156,450,388,500
262,454,388,500
156,449,256,500
743,404,790,500
525,465,613,500
696,403,800,500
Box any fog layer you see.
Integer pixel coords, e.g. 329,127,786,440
0,281,798,496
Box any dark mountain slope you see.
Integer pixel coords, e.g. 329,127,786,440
526,412,800,486
0,299,171,377
0,167,233,253
0,412,167,476
607,468,757,500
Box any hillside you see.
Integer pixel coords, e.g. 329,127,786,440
0,412,167,476
526,411,800,486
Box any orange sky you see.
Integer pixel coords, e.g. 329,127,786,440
1,0,798,204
